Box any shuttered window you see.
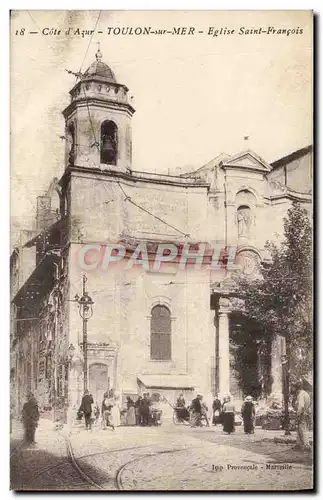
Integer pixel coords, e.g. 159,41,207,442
150,305,171,360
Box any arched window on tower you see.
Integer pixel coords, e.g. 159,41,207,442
150,305,171,361
67,123,75,166
100,120,118,165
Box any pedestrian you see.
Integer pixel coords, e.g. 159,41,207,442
190,394,203,427
110,391,121,428
79,390,94,430
135,395,142,426
241,396,256,434
201,401,210,426
126,397,136,426
222,395,235,434
22,392,39,445
101,392,114,430
295,380,311,450
140,393,151,427
212,395,222,426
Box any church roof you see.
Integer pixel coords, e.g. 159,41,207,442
82,47,117,83
270,145,312,170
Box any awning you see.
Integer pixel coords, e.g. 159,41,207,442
137,374,195,390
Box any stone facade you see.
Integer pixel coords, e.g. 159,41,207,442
11,50,312,418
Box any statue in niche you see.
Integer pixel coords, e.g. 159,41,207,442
237,205,253,237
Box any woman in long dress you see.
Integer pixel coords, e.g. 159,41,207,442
222,395,235,434
241,396,256,434
101,392,114,430
126,397,136,426
110,393,121,427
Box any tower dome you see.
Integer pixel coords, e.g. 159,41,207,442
83,47,117,83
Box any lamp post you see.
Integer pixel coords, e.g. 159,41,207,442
75,276,94,393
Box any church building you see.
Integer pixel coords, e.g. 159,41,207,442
11,49,312,420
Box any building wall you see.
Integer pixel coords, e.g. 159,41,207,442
68,172,209,245
68,241,214,406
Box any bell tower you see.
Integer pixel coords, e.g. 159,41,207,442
62,46,135,173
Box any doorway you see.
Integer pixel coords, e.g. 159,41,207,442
89,363,110,405
230,312,271,399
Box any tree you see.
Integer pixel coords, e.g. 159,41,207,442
233,202,312,430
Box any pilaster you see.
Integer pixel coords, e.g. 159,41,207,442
218,297,230,398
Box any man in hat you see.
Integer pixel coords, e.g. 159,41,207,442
295,380,311,450
140,393,151,426
79,390,94,430
241,396,256,434
190,394,203,427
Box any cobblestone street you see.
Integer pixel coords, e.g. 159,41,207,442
10,419,313,491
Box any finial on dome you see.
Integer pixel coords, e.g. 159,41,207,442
95,42,102,62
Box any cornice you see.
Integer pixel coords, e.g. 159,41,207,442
62,97,135,119
59,165,210,190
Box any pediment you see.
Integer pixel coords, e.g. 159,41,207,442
222,150,272,173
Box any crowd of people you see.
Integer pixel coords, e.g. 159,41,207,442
17,381,311,452
176,387,312,447
175,393,244,433
78,390,162,431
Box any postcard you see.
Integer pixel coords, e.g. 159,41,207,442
10,10,313,491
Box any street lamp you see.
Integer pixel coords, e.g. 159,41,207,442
75,276,94,392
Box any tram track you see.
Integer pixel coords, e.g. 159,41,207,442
11,434,99,491
11,431,205,491
12,433,186,491
114,447,187,490
66,439,188,491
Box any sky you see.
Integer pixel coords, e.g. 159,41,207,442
10,10,312,242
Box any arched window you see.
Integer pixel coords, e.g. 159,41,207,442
237,205,252,237
235,189,256,207
100,120,118,165
150,305,171,361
